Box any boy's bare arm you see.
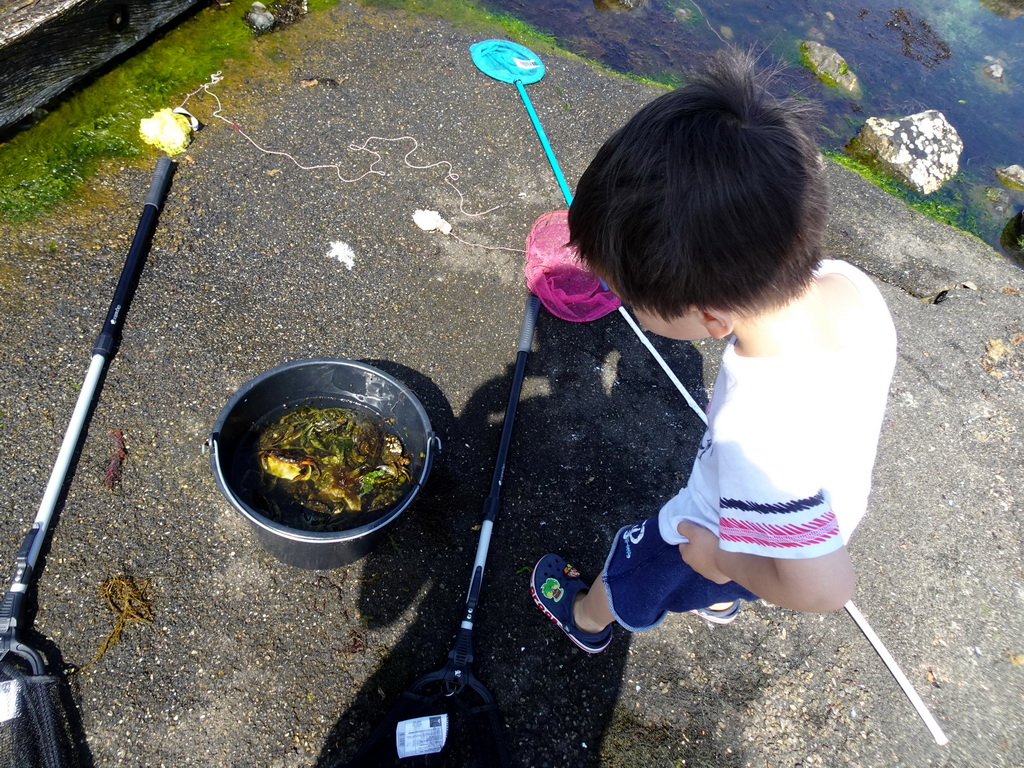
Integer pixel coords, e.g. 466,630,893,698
677,521,855,613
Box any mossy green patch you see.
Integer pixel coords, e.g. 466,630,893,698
489,13,558,47
646,70,684,89
361,0,510,34
664,0,703,26
0,4,258,222
306,0,340,12
362,0,562,54
799,41,839,88
825,150,981,237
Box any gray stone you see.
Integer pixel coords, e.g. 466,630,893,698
846,110,963,194
246,1,274,31
995,163,1024,190
982,55,1006,82
983,185,1013,217
800,40,861,96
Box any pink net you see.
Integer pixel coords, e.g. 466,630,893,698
525,210,621,322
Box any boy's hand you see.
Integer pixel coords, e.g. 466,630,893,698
677,521,731,584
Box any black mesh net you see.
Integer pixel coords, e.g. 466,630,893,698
0,659,78,768
336,669,510,768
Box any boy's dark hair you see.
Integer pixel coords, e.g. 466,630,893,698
568,50,828,317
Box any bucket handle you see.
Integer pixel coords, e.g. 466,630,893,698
421,434,442,482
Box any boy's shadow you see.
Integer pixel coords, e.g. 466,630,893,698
315,307,709,767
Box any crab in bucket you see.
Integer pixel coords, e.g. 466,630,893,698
254,404,412,522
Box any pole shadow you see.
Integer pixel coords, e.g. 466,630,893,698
314,307,714,767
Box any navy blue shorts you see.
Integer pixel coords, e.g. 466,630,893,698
601,515,759,632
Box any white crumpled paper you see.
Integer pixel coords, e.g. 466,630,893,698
412,209,452,235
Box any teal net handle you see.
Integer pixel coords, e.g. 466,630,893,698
471,39,708,423
513,80,574,205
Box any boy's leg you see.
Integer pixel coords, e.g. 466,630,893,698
574,576,614,635
602,516,758,631
531,519,759,650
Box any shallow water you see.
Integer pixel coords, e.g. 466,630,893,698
483,0,1024,258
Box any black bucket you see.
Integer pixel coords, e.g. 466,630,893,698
209,358,439,569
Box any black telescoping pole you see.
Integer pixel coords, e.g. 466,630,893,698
443,295,541,692
1,158,175,674
93,156,175,358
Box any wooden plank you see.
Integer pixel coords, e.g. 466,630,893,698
0,0,205,131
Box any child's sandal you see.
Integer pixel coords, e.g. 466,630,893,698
530,553,612,654
691,601,740,625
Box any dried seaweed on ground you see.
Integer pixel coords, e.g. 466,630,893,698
982,333,1023,377
88,574,155,667
103,428,128,489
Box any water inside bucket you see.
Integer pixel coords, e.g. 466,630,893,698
228,396,414,533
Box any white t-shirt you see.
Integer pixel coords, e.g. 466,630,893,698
658,260,897,560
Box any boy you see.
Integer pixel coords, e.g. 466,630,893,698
530,51,897,653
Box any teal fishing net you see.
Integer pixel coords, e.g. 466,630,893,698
469,40,545,85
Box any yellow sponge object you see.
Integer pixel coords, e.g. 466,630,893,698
139,108,193,155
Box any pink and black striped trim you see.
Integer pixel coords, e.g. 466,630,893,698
719,511,840,549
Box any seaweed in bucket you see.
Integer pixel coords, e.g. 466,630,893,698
237,402,413,531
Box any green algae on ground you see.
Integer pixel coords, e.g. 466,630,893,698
825,150,981,239
0,3,261,222
0,0,669,223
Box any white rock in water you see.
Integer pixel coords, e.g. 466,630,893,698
995,164,1024,191
983,55,1006,82
847,110,963,194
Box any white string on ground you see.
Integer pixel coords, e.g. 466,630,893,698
446,232,525,254
178,72,501,218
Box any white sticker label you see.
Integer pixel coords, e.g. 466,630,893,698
512,56,541,70
0,680,21,724
395,714,448,758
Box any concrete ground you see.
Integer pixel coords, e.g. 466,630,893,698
0,3,1021,766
